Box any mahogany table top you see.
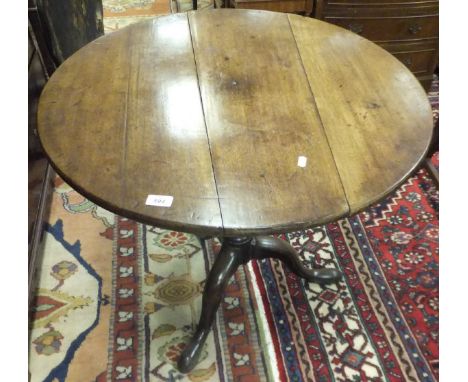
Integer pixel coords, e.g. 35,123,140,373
38,9,433,236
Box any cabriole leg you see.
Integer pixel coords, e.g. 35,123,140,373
177,235,342,373
177,237,250,373
251,235,342,285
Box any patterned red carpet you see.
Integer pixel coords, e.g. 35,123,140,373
28,78,439,381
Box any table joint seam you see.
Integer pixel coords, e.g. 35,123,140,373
121,29,132,208
187,12,225,233
286,14,351,216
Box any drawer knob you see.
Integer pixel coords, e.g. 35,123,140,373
408,24,422,34
402,57,412,67
348,23,363,35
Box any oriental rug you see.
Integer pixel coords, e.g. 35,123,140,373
102,0,171,34
102,0,213,33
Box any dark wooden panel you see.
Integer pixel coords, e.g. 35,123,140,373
324,0,437,3
28,163,54,306
417,74,436,92
29,50,47,157
323,14,438,42
378,39,438,83
28,7,56,76
28,33,35,65
314,0,438,91
230,0,312,14
392,48,437,74
36,0,104,63
319,2,438,16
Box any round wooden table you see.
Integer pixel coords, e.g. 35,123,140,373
38,9,433,373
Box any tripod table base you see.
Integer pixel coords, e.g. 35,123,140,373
177,236,342,373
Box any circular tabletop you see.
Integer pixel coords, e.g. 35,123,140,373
38,9,433,237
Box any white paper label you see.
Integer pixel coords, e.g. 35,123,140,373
297,156,307,167
145,195,173,207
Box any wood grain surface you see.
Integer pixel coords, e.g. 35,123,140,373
38,14,223,235
289,14,433,213
189,10,348,235
38,9,433,236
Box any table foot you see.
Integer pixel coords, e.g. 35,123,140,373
177,235,342,373
251,236,342,285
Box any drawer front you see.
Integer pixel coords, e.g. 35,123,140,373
323,14,438,42
378,40,438,77
391,49,437,75
231,0,309,13
321,3,438,17
416,74,435,92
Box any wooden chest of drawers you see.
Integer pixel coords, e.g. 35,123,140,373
314,0,438,91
